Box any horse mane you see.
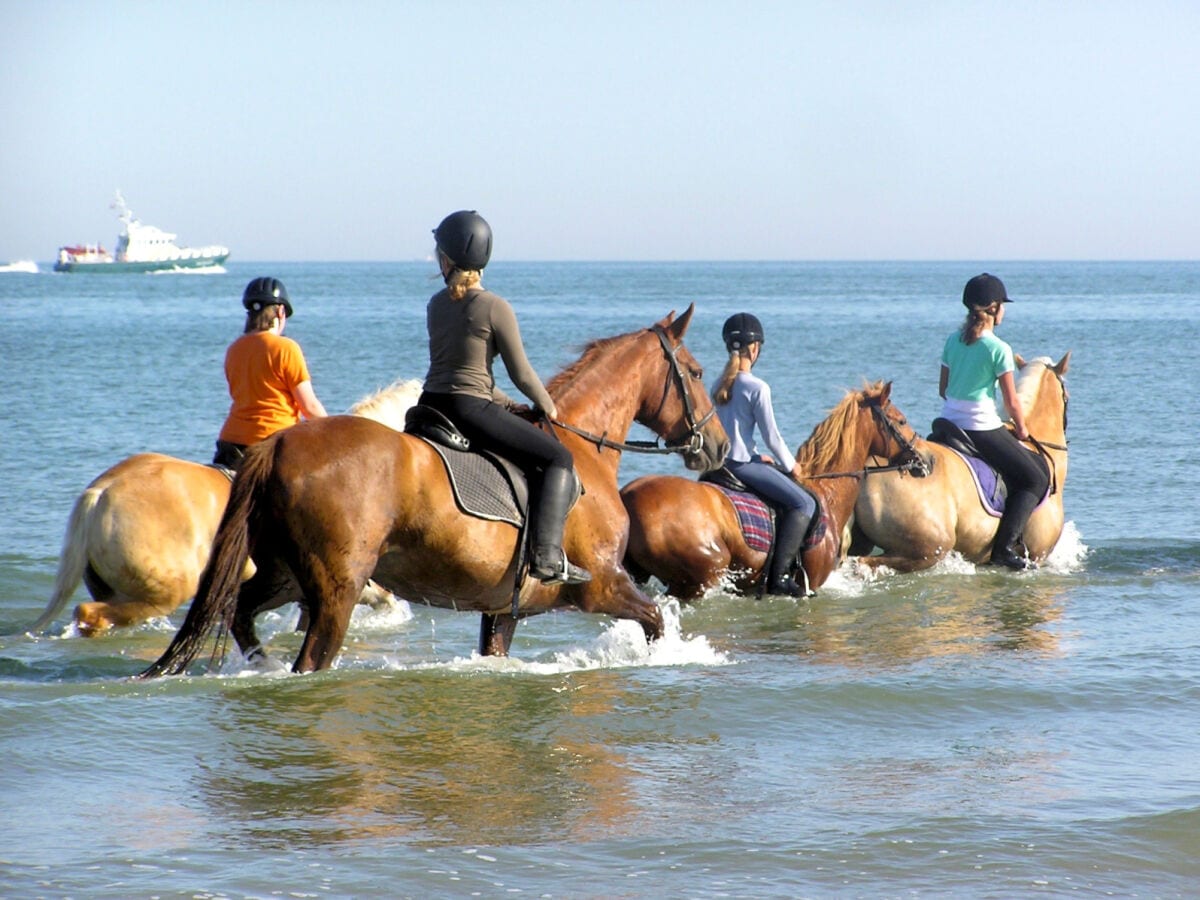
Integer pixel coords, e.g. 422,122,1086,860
795,381,888,474
1015,357,1052,415
544,332,641,400
348,378,423,430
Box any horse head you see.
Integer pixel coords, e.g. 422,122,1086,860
1017,352,1071,443
640,304,729,472
859,381,927,475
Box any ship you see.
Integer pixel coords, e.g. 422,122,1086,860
53,192,229,273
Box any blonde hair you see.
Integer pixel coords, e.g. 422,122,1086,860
711,348,752,405
959,305,998,345
439,249,482,301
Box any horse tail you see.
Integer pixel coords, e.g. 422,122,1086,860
139,440,275,678
30,485,104,633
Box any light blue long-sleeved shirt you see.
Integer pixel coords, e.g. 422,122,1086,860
714,371,795,469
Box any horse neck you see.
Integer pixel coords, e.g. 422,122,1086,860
550,335,655,473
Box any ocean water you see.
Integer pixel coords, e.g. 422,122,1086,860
0,260,1197,898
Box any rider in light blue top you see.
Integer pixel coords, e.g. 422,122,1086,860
712,313,815,597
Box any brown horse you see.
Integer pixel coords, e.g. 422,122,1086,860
140,306,728,677
30,380,421,635
851,354,1070,572
620,381,917,600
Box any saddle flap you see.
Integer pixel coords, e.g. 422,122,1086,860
928,417,979,458
405,404,471,452
700,465,751,494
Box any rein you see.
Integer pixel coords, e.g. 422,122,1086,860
800,397,929,481
547,324,715,458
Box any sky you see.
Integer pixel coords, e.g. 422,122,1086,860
2,1,1197,262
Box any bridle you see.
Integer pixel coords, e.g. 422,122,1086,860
803,394,928,481
547,324,716,459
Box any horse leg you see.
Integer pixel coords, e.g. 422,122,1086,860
578,581,665,644
289,554,366,673
856,550,948,574
479,613,518,657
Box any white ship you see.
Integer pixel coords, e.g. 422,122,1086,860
54,192,229,273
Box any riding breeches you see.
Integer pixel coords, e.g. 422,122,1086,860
725,459,816,518
964,426,1050,500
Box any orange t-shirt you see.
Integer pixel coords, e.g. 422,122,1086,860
218,331,312,445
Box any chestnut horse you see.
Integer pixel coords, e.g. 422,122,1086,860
851,354,1070,572
620,381,918,600
30,380,421,635
141,306,728,677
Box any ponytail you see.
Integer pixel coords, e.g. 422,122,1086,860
959,304,998,345
711,350,744,405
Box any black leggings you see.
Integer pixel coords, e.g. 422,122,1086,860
418,391,572,475
966,425,1050,548
965,426,1049,498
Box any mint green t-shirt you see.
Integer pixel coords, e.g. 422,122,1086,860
941,330,1014,402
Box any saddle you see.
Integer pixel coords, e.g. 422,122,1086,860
927,417,1007,516
404,405,530,526
699,466,828,554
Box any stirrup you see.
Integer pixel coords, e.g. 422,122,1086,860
530,550,592,585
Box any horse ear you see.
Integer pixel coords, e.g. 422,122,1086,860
880,380,892,403
1014,352,1026,369
663,303,695,341
1054,351,1071,376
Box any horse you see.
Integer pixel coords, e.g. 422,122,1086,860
619,381,918,600
29,380,422,636
850,353,1070,572
140,306,728,677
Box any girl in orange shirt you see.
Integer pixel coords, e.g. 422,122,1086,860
213,277,327,468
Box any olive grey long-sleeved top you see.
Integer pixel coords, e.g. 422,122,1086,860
424,287,555,413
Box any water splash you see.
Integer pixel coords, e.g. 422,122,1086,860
390,598,729,676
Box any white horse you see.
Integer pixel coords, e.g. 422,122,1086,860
31,379,423,635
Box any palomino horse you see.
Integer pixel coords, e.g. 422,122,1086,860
620,381,918,600
140,306,728,677
851,353,1070,572
30,380,422,635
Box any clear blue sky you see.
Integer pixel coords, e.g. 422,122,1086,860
2,1,1197,261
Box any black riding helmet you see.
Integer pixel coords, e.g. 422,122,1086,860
722,312,765,351
242,276,294,317
962,273,1011,309
433,210,493,271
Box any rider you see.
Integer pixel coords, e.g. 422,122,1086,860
213,277,328,469
712,313,815,597
417,210,590,586
939,273,1050,570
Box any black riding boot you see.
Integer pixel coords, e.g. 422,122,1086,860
990,491,1041,570
766,508,811,597
529,466,592,585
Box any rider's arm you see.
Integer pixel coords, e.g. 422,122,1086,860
939,365,949,399
997,370,1029,440
491,299,557,419
292,381,327,420
751,380,798,473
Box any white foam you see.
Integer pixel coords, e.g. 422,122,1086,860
1043,519,1089,573
385,597,730,675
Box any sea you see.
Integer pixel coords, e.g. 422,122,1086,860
0,260,1197,899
